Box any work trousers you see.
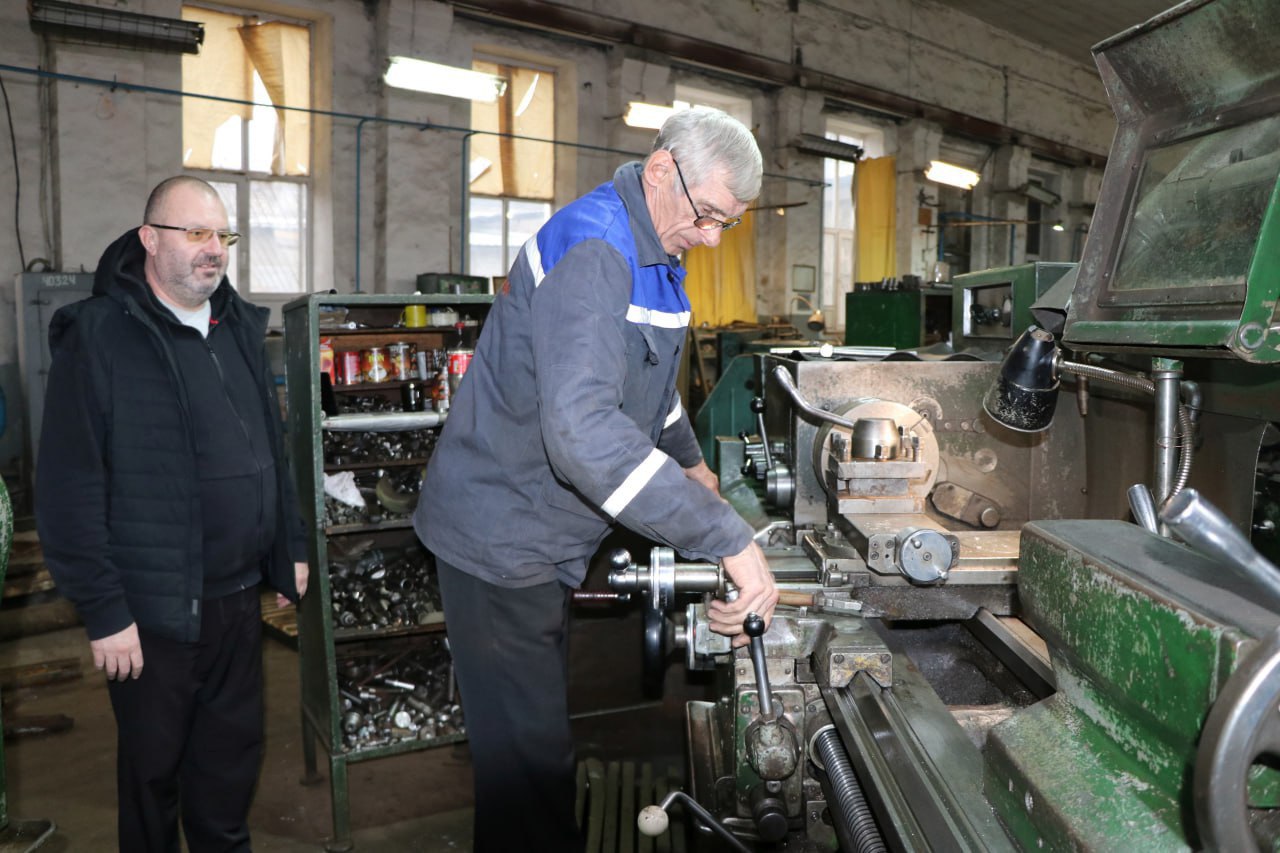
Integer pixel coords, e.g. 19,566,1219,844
106,586,265,853
436,559,585,853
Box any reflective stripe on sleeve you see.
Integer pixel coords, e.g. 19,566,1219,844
524,236,546,287
663,399,682,428
625,303,690,329
601,448,669,518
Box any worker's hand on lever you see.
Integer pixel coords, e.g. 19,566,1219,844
91,622,143,681
710,541,778,648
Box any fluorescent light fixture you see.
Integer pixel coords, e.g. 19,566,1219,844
1020,182,1062,206
29,0,204,54
793,133,864,162
925,160,981,190
384,56,508,102
624,101,677,130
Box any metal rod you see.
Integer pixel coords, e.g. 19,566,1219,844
1127,484,1159,534
1151,358,1183,507
656,790,752,853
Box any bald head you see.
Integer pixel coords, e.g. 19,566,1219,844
144,175,222,226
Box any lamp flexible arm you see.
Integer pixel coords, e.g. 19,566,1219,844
1057,358,1195,502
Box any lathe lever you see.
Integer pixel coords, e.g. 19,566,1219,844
1160,488,1280,606
745,613,777,722
638,790,752,853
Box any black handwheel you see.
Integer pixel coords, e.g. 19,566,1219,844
642,608,667,698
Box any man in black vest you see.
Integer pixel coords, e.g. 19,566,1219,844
35,175,308,852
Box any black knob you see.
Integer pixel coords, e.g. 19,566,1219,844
752,797,788,843
750,397,766,414
744,612,765,638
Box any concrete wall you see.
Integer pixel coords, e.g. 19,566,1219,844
0,0,1117,479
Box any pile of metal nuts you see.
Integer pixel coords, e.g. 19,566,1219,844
323,428,437,468
336,640,464,751
329,545,441,631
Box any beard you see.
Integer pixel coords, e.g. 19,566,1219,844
159,251,225,308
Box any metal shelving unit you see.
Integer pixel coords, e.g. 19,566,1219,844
283,292,492,852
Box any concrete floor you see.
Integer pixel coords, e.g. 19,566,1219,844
0,601,697,852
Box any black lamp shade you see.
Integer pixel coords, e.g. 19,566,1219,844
983,326,1060,432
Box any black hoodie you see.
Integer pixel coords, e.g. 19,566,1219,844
34,229,306,642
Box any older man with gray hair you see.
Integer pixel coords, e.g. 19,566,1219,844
415,106,778,851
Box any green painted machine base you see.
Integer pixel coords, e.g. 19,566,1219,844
986,520,1280,850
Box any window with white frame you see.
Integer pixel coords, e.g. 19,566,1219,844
823,119,885,329
467,59,556,278
181,5,311,294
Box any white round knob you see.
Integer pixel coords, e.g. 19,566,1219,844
819,342,835,359
637,805,669,836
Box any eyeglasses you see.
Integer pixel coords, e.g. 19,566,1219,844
147,223,241,247
672,158,740,232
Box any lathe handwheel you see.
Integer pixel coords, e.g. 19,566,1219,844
642,607,667,698
1195,624,1280,851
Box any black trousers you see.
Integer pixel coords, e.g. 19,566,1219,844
106,586,264,853
436,559,585,853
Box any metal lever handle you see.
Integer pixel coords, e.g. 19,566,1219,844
1128,484,1159,534
750,397,775,470
638,790,752,852
744,613,776,723
1160,489,1280,606
771,365,858,430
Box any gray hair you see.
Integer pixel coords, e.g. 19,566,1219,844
650,106,762,203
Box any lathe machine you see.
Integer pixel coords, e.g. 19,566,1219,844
609,1,1280,849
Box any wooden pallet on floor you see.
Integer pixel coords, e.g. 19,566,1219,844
260,589,299,649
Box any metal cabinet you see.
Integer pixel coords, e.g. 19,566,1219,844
283,292,491,852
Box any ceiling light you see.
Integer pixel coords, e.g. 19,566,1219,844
624,102,677,130
1051,221,1066,232
384,56,508,102
29,0,204,54
1021,182,1062,206
925,160,981,190
793,133,864,162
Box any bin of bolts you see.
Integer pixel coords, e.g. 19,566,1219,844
323,427,437,470
328,543,442,632
336,638,465,751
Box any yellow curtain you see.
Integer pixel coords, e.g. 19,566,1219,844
684,210,756,326
854,156,896,281
470,64,555,199
181,8,252,170
239,22,311,176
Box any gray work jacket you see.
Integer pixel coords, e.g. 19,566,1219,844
415,162,753,588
